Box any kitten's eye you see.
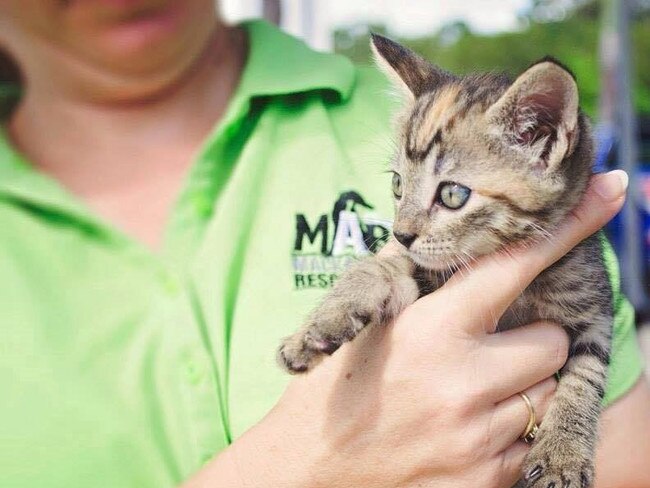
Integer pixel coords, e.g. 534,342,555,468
392,173,403,199
437,182,471,209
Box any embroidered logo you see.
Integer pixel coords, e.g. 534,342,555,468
292,191,392,290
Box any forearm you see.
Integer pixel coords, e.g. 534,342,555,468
181,402,321,488
595,377,650,488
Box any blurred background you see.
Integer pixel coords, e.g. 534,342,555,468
224,0,650,366
222,0,649,122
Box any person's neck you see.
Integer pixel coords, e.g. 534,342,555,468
8,23,246,179
6,23,247,249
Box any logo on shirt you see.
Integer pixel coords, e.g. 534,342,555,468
292,190,392,290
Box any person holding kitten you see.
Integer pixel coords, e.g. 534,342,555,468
0,1,648,487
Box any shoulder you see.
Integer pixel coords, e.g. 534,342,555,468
242,20,399,159
325,62,398,127
315,64,399,175
341,64,398,116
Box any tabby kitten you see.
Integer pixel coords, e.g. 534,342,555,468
278,34,612,488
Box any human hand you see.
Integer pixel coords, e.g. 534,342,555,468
186,170,627,488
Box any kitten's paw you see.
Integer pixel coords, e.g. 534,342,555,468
522,438,594,488
277,306,376,373
277,254,419,374
277,327,345,374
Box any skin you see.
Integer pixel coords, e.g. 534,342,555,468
0,2,648,486
185,173,648,488
0,0,246,248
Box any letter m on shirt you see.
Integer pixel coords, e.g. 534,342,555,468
294,214,328,255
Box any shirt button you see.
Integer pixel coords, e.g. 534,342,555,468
160,271,180,296
192,195,213,217
186,361,205,385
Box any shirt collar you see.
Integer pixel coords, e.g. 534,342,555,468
237,19,355,102
0,20,356,232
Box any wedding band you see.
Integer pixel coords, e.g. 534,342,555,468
518,392,539,444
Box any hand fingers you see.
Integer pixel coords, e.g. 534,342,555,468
489,376,557,453
498,441,530,487
436,170,627,334
478,321,568,401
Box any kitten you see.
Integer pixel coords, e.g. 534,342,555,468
278,34,612,488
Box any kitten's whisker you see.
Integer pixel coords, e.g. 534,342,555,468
455,253,472,279
446,263,455,282
454,257,468,280
531,223,554,245
365,234,393,254
460,250,476,271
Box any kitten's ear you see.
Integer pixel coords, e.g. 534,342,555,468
370,34,451,100
487,57,579,170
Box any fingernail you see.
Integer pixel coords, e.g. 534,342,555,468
593,170,628,201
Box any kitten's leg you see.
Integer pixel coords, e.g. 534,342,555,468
278,252,419,374
521,312,611,488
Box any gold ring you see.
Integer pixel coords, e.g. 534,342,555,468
518,392,539,444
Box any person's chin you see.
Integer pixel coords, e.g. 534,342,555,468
67,0,215,76
98,2,187,52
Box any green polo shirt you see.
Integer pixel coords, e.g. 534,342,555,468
0,20,644,488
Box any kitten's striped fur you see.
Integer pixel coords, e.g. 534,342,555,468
279,35,612,488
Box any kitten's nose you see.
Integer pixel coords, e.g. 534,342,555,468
393,231,417,249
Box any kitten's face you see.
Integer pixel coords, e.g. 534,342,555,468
391,82,565,270
372,35,592,271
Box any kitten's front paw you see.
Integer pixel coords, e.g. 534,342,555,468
277,320,356,374
277,254,418,374
522,436,594,488
277,297,381,374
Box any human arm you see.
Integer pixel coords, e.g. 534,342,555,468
595,378,650,488
184,325,562,488
182,170,627,488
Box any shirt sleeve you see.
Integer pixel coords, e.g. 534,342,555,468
599,233,646,406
